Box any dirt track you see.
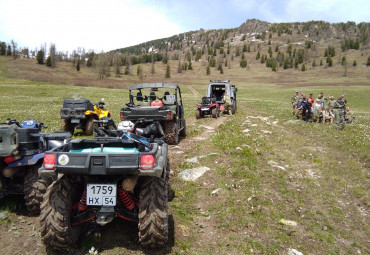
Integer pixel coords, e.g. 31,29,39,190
0,115,229,255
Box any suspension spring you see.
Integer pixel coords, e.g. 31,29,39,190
118,188,134,210
78,189,88,211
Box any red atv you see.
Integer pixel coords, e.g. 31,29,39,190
195,97,220,119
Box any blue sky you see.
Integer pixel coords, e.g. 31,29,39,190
0,0,369,53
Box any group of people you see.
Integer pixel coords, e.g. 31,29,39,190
291,91,354,130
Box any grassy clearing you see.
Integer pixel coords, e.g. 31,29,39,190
169,83,369,254
0,55,369,254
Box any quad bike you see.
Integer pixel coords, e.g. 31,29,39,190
206,80,238,115
195,96,220,119
0,118,71,213
38,118,170,249
120,83,186,145
60,98,116,136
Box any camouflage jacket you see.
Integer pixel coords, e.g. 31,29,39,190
334,100,346,111
291,95,299,104
327,99,336,109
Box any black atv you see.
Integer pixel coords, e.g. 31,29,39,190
38,119,170,249
120,83,186,145
0,118,71,213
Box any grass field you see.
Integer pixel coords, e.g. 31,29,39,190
0,55,369,254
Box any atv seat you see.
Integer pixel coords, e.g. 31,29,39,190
150,92,156,101
202,97,211,105
136,92,143,101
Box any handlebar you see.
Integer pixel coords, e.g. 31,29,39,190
0,118,21,127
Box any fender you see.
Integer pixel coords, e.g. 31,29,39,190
8,153,45,167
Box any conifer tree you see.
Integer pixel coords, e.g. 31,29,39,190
46,56,52,66
36,50,44,64
177,60,182,73
256,51,260,60
165,64,171,78
76,59,81,71
206,65,210,75
0,42,6,55
7,45,11,56
240,53,247,68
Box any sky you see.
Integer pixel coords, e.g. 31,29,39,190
0,0,369,53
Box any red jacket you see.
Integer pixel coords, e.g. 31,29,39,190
307,96,314,104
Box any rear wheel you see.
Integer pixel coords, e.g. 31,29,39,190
211,108,217,118
40,177,81,250
84,117,96,136
138,163,169,247
231,99,237,114
24,163,47,214
165,121,179,145
61,119,74,135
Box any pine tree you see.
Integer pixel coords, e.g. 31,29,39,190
268,47,273,58
206,65,210,75
177,60,182,73
165,64,171,78
124,65,130,75
301,64,306,71
151,55,155,75
6,45,11,56
76,60,81,71
46,56,52,66
256,51,260,60
188,61,192,70
240,53,247,68
235,47,240,57
353,60,357,66
36,50,44,64
0,42,6,55
162,53,168,64
327,55,333,66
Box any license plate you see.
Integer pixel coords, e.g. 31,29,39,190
201,108,209,111
71,119,80,124
87,184,117,206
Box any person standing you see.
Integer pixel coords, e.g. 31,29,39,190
291,91,300,117
345,107,354,124
307,93,314,104
334,96,346,130
304,97,312,122
327,96,336,110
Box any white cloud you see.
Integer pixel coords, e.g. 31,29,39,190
285,0,370,22
0,0,182,52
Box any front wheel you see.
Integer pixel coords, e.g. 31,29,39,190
211,108,217,118
84,117,96,136
195,109,201,119
39,177,81,250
